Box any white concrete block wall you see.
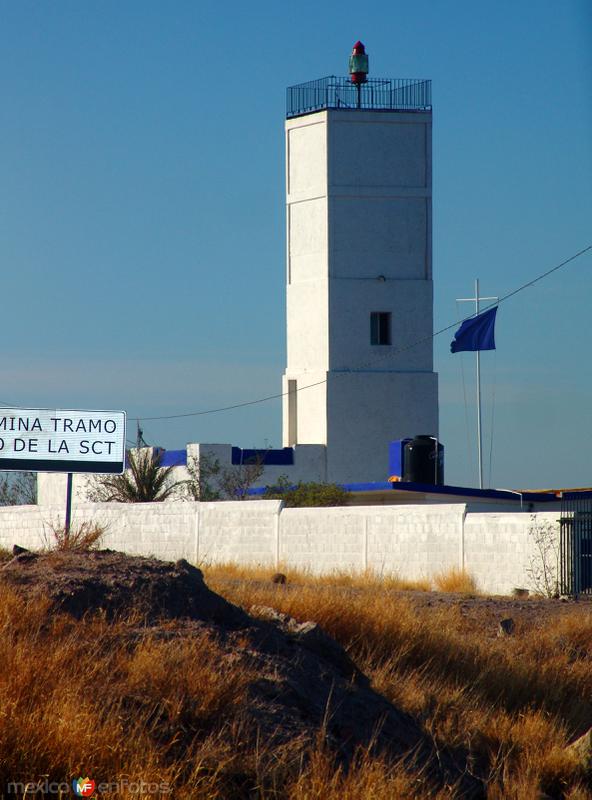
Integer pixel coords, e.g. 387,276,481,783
0,500,283,566
0,505,48,552
367,505,464,580
0,502,199,562
78,503,198,562
0,501,562,597
280,505,464,579
197,500,281,567
280,507,366,573
71,500,281,566
464,511,560,595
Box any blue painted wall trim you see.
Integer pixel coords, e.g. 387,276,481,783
159,449,187,467
247,480,558,503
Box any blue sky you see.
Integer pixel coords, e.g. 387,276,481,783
0,0,590,488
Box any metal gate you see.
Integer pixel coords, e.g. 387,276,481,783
560,491,592,596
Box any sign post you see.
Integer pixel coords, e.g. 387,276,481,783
65,472,73,535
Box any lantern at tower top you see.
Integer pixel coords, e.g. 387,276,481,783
348,41,369,84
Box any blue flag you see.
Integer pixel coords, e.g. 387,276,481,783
450,306,498,353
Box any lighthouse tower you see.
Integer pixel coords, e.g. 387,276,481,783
282,45,439,484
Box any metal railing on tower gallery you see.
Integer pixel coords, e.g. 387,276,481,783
286,76,432,118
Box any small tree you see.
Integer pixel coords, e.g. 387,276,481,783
183,452,222,501
264,476,350,507
218,456,265,500
181,451,269,502
87,448,182,503
0,471,37,505
526,514,561,597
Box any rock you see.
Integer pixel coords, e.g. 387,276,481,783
3,551,39,568
251,605,295,629
498,618,515,637
12,544,29,555
512,587,529,599
175,558,204,580
251,605,365,682
271,572,287,585
567,727,592,770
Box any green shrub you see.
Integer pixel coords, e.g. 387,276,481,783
263,476,349,507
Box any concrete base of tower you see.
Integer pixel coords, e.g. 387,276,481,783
282,368,438,484
325,370,438,484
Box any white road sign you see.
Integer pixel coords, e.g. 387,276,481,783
0,408,126,474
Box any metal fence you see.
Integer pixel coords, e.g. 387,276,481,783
560,491,592,595
286,76,431,118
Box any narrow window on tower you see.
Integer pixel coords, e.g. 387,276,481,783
370,312,391,345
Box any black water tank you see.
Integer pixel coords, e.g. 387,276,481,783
403,435,444,485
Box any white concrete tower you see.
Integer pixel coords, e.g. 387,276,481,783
282,56,439,484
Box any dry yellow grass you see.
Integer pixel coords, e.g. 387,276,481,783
0,562,591,798
285,743,458,799
0,586,263,798
433,567,479,594
203,561,433,591
204,561,479,594
209,566,592,798
45,519,106,551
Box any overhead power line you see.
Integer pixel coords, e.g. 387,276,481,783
126,242,589,422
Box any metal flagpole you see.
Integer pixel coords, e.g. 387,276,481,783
456,280,498,489
475,279,482,490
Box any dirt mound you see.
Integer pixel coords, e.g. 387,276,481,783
1,548,484,797
1,549,248,626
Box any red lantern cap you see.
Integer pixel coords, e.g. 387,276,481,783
349,40,369,84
